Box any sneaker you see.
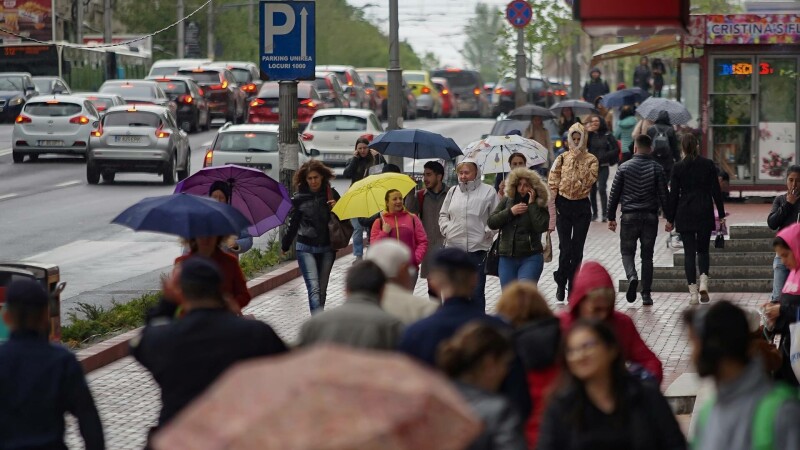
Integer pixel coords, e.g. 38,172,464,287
671,235,684,249
641,292,653,306
626,279,639,303
556,283,566,304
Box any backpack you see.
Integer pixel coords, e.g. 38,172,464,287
651,124,671,161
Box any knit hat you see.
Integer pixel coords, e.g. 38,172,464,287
208,181,232,203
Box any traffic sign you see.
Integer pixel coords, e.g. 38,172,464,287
259,1,315,81
506,0,533,28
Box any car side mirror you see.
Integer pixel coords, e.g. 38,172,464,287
92,121,100,128
309,148,320,157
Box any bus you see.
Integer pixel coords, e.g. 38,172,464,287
0,42,152,92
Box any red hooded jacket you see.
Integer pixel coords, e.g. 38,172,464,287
558,261,663,384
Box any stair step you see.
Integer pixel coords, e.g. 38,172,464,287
729,224,774,240
652,265,773,279
619,278,772,293
709,238,773,252
674,252,774,266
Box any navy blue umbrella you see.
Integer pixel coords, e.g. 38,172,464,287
369,129,463,160
112,193,253,239
599,88,650,108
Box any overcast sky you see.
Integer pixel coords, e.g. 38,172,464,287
345,0,515,68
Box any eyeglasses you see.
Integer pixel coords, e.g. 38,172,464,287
565,339,601,360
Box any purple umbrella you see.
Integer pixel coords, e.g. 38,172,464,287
174,165,291,237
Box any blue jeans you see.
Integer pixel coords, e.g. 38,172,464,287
297,250,335,312
498,253,544,288
773,255,790,302
351,218,364,258
469,250,488,310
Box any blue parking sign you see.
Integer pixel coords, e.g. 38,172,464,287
259,1,315,81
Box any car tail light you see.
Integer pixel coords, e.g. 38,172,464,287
241,83,257,93
250,98,265,108
155,125,170,139
346,72,354,86
91,125,103,137
179,94,194,104
422,86,431,94
69,115,91,125
204,150,213,167
546,89,554,96
473,88,481,96
210,80,229,90
301,132,313,141
300,98,316,108
442,89,449,95
360,133,374,142
96,105,107,111
15,115,32,124
73,141,86,146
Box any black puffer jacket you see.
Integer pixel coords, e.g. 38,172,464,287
768,194,800,231
281,184,341,251
587,117,618,166
607,154,669,221
342,153,385,185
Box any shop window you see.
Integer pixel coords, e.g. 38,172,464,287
712,95,752,125
712,57,754,94
713,127,753,181
757,58,797,182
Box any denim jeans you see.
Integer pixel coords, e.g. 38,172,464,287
469,250,488,310
773,255,790,302
619,212,659,294
590,165,609,218
297,250,335,312
351,218,364,258
499,253,544,288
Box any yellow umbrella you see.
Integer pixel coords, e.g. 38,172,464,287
332,172,417,220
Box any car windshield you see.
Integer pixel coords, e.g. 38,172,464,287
150,66,180,76
103,111,160,127
0,76,24,91
230,69,251,83
178,71,221,83
214,132,278,152
489,119,528,136
405,73,425,83
359,71,387,83
309,115,367,132
431,71,480,88
33,80,52,93
24,102,82,117
314,78,329,91
329,72,347,85
100,84,155,98
86,97,115,111
156,81,188,95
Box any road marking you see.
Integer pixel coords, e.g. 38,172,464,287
0,193,18,201
53,180,82,188
0,148,11,157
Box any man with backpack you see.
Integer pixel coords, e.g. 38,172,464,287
647,111,680,177
685,301,800,450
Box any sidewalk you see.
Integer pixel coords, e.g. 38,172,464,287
65,203,772,449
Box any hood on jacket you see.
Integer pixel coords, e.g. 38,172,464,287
778,223,800,295
514,316,561,370
504,167,548,207
654,110,671,126
566,122,588,153
456,157,484,192
568,261,614,316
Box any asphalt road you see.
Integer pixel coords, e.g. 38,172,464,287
0,118,495,322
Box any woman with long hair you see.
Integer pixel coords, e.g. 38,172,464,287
208,180,253,258
281,160,340,313
559,107,581,136
175,235,251,311
614,105,637,163
495,281,560,448
538,320,686,450
343,137,385,260
370,188,428,285
586,114,618,222
666,133,726,305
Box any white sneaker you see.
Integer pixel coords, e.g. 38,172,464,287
699,274,710,304
689,284,700,305
672,235,684,249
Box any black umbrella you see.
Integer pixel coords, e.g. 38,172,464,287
550,100,598,116
507,104,557,120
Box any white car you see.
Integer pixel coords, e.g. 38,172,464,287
301,109,383,168
204,123,314,182
12,95,101,163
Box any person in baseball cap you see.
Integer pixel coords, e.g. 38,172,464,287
2,277,50,333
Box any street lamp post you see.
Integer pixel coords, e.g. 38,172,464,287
385,0,403,167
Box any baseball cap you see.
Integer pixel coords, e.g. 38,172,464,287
5,278,49,308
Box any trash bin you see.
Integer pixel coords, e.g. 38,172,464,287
0,262,64,342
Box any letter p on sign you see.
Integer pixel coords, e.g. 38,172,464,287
264,3,295,54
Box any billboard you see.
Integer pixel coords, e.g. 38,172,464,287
0,0,53,44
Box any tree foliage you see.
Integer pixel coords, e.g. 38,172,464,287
462,3,505,83
691,0,742,14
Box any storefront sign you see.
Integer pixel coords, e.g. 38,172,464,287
759,122,796,181
706,14,800,45
717,62,777,76
0,0,53,44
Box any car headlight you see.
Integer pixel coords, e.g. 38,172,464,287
8,97,24,106
555,140,562,148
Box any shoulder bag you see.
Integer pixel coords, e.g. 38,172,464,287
326,184,354,250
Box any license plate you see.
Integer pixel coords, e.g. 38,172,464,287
324,153,348,161
115,136,142,143
241,163,272,171
38,140,63,147
271,107,279,113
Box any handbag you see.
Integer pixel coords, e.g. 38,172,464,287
543,232,553,263
485,233,500,277
326,184,354,250
715,222,727,249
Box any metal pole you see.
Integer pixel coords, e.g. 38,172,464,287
103,0,113,80
615,36,624,87
570,37,581,100
207,0,215,59
76,0,84,44
385,0,403,167
177,0,185,58
515,26,526,107
278,81,299,259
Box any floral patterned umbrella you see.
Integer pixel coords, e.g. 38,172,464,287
463,134,548,174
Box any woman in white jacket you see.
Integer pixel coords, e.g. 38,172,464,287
439,158,499,310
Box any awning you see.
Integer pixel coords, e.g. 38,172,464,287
590,35,681,67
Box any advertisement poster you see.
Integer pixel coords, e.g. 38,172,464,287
0,0,53,44
759,122,796,181
706,14,800,45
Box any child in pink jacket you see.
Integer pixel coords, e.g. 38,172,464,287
371,189,428,267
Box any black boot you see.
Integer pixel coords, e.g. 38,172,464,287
641,292,653,306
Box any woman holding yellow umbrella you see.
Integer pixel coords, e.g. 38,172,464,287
370,189,428,272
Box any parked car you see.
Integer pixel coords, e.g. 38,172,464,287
146,75,211,132
301,109,383,168
148,58,213,77
11,95,101,163
202,123,314,182
317,65,369,109
430,69,490,118
176,66,247,124
361,75,383,118
207,61,263,101
486,118,563,160
404,70,441,119
87,105,191,185
432,76,458,118
32,76,71,95
0,72,38,123
248,81,321,129
98,80,176,116
314,72,349,108
72,93,126,118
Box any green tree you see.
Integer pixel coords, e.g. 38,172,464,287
691,0,742,13
462,3,504,82
420,51,441,71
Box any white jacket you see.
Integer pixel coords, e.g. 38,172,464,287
439,176,499,252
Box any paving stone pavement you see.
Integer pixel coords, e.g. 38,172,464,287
65,202,772,448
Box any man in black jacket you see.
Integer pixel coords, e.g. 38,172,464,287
767,165,800,301
582,67,609,104
646,111,680,177
607,134,669,305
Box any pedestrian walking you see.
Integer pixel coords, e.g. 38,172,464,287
298,260,403,350
343,137,386,261
364,239,438,324
493,152,529,195
766,165,800,302
495,281,561,448
281,160,340,313
607,134,669,306
404,160,449,299
487,167,550,288
538,319,686,450
548,123,599,303
439,158,499,309
208,180,253,257
176,234,251,311
594,96,614,133
652,58,666,98
0,278,105,450
586,114,618,222
687,301,800,450
370,188,428,287
558,107,581,136
131,258,287,436
614,105,637,162
581,67,610,105
646,110,680,177
399,247,532,420
764,223,800,386
559,261,663,382
666,133,726,305
524,116,553,173
633,56,652,92
437,322,528,450
631,116,655,139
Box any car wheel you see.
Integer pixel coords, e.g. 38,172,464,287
12,152,24,163
163,152,177,185
86,160,100,185
102,171,115,183
178,150,191,181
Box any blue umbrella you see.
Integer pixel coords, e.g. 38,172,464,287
369,129,463,160
600,88,650,108
112,193,253,239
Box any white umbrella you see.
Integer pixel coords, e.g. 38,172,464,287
463,135,548,174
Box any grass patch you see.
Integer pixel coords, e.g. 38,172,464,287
61,292,160,348
239,240,282,279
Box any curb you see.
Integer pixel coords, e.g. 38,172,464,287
77,244,353,373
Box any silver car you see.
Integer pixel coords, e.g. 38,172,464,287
87,105,191,185
11,95,101,163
